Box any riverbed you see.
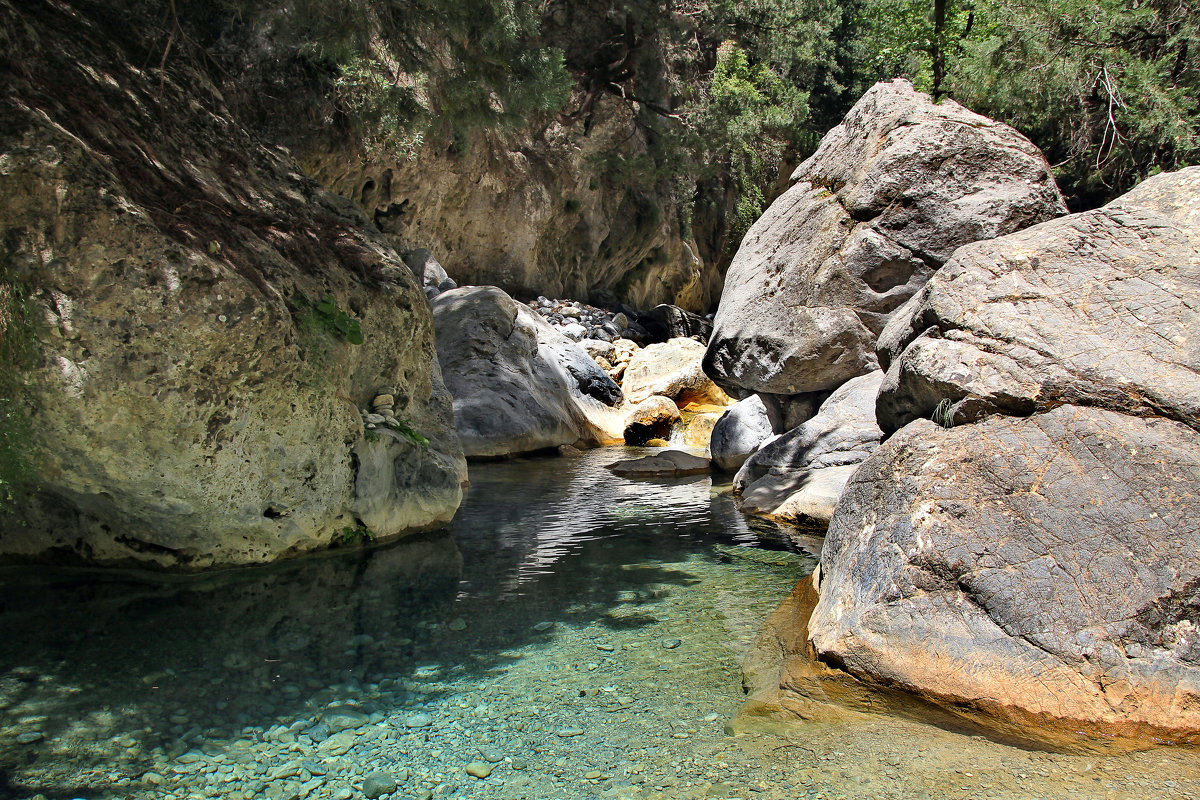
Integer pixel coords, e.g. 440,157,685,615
1,448,1197,800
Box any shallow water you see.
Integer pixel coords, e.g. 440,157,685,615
0,448,1198,800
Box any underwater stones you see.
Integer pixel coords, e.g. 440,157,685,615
464,762,494,779
362,771,399,798
403,713,434,729
705,78,1065,400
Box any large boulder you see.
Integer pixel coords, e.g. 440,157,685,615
432,287,623,458
807,406,1200,742
734,371,883,525
623,338,732,406
639,304,713,343
877,167,1200,433
0,1,464,569
705,79,1065,399
709,396,774,472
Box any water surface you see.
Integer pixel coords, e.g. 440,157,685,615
0,448,1197,800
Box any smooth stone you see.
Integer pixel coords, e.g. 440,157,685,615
532,621,555,632
465,762,494,778
322,706,369,733
316,731,357,756
403,713,433,729
661,638,683,649
556,727,585,737
481,749,504,763
362,771,398,799
16,732,44,745
447,618,467,631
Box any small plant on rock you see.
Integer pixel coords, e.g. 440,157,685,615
340,523,375,545
932,398,956,429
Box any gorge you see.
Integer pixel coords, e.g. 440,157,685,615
1,2,1199,800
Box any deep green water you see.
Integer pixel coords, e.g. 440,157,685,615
1,448,1197,800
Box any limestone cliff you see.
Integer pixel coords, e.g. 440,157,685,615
0,0,465,568
302,100,723,312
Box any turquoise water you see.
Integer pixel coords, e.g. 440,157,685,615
1,448,1197,800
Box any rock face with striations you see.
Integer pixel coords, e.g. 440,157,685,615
791,169,1200,742
808,407,1200,741
432,286,624,458
704,79,1066,399
876,166,1200,434
0,0,464,568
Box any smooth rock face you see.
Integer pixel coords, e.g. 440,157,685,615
709,396,774,472
705,78,1065,398
0,3,463,568
809,407,1200,741
733,371,884,525
877,167,1200,434
623,338,732,406
432,287,623,458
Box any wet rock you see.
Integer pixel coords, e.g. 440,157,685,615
705,79,1065,399
876,167,1200,434
362,771,398,798
607,451,711,478
623,396,681,445
809,406,1200,741
709,396,774,472
465,761,494,778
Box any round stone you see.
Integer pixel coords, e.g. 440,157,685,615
403,713,433,729
465,762,493,779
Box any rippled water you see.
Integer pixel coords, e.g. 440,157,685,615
1,448,1197,800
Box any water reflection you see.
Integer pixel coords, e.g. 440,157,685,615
0,447,807,799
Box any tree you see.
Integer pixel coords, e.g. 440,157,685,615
951,0,1199,206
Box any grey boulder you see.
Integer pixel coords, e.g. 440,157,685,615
733,371,883,525
433,287,622,457
808,406,1200,742
708,396,774,472
877,166,1200,434
705,79,1065,398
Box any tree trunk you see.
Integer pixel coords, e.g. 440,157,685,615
932,0,946,100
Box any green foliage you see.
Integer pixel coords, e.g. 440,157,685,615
385,419,430,449
297,294,363,346
0,275,42,511
931,398,955,429
201,0,573,158
340,523,375,545
950,0,1200,204
853,0,1200,206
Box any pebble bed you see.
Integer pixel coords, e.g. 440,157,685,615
2,452,1199,800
